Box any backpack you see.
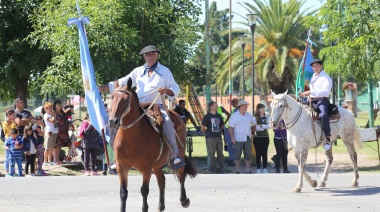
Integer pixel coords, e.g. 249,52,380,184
1,128,5,142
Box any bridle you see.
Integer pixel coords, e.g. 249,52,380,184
113,88,132,125
111,88,160,130
270,96,303,129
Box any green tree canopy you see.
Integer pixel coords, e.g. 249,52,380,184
319,0,380,83
10,0,201,100
0,0,51,105
187,1,238,94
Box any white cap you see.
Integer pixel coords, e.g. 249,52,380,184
238,100,250,107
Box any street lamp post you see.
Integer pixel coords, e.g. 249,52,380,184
212,45,220,102
240,35,247,100
205,0,211,104
247,13,258,114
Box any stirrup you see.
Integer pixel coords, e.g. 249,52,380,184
323,140,332,151
170,157,185,170
174,157,181,164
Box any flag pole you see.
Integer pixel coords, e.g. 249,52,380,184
302,28,312,73
76,0,81,17
101,129,110,166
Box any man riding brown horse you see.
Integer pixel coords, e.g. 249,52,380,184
99,45,184,168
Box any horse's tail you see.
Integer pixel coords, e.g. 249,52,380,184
354,125,363,150
184,156,197,178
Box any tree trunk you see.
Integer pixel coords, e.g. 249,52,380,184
267,67,295,94
16,74,30,108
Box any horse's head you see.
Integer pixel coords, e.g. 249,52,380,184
108,78,134,130
270,90,289,128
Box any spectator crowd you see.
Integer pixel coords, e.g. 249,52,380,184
1,98,106,177
177,98,291,174
2,96,291,177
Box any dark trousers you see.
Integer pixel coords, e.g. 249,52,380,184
84,148,97,171
273,138,288,171
25,154,36,174
254,136,269,169
312,99,331,137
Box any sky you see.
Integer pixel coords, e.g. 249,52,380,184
200,0,326,29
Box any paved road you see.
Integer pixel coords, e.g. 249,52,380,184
0,173,379,212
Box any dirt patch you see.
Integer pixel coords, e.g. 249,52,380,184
187,147,380,175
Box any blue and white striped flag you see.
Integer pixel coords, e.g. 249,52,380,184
68,15,108,135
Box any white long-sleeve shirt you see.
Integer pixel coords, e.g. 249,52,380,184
108,62,180,104
228,111,257,142
256,115,271,131
309,70,332,98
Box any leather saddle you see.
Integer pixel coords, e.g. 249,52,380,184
139,103,182,133
311,104,340,122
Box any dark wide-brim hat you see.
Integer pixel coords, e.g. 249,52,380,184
310,58,323,66
139,45,161,55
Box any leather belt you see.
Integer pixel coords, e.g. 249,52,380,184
310,97,329,101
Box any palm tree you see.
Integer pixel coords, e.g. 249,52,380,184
214,34,260,97
237,0,316,94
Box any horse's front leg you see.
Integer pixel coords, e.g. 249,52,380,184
293,150,311,192
319,148,333,187
141,169,153,212
118,164,130,212
152,167,166,212
293,151,303,192
349,151,359,187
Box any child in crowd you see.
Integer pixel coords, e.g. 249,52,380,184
32,115,47,176
43,101,58,166
2,109,17,177
23,125,37,177
4,128,24,177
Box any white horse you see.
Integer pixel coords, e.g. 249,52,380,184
270,91,362,192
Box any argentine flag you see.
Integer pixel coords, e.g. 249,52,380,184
68,15,108,135
295,44,314,98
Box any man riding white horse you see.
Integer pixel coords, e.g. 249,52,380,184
299,58,333,151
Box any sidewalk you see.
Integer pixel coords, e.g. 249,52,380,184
0,158,84,177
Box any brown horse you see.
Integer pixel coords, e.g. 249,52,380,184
108,78,197,212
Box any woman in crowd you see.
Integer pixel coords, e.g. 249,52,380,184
254,103,271,174
32,115,47,176
79,114,101,176
2,109,17,176
53,100,74,164
273,120,290,173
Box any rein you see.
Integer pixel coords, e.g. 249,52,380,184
138,89,160,100
120,91,161,130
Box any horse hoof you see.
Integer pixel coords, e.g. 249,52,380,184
351,181,359,187
311,180,317,188
293,187,302,193
318,182,326,187
181,198,190,208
